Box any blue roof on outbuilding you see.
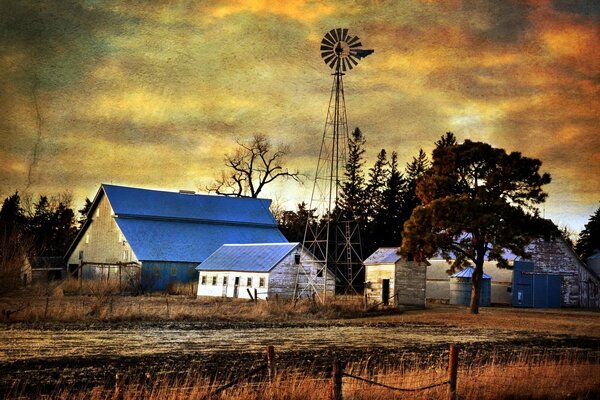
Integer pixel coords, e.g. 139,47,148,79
196,243,300,272
364,248,401,265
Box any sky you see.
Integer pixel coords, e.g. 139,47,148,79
1,0,599,232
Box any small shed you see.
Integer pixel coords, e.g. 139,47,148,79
449,267,491,306
364,248,426,308
196,243,335,300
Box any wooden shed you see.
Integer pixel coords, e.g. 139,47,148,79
196,243,335,300
364,248,426,308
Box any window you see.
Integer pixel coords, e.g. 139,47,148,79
171,267,177,277
78,250,84,260
201,275,206,285
317,268,323,277
212,276,217,285
223,276,228,285
96,209,100,217
85,234,90,244
247,277,252,287
122,250,129,261
259,277,265,288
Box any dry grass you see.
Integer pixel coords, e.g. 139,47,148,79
8,351,599,400
0,291,371,322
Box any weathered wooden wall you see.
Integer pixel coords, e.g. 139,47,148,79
525,238,600,308
395,261,426,307
67,193,137,267
272,249,335,299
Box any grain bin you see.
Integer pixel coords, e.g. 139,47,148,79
449,267,491,306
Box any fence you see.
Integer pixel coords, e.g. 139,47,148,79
192,345,460,400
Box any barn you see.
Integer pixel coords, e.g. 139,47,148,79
425,236,600,308
363,248,427,308
196,242,335,300
65,184,287,291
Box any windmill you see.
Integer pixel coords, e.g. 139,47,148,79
294,28,373,302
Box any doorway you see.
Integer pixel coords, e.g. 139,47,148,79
233,277,240,298
382,279,390,306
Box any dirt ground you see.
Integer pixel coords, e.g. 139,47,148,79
1,295,599,397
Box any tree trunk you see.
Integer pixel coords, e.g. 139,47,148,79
469,261,484,314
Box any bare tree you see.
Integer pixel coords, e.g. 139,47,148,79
207,134,302,198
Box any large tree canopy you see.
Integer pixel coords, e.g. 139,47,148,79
401,140,553,314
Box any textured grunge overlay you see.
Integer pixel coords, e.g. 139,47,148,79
1,1,598,230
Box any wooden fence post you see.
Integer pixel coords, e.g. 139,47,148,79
266,345,275,383
254,288,258,303
448,344,459,400
330,357,342,400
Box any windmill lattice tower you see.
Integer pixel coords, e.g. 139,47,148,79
294,28,373,302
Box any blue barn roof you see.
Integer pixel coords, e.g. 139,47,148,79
196,242,299,272
66,184,287,263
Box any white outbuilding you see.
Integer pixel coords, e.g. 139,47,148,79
364,248,427,308
196,242,335,300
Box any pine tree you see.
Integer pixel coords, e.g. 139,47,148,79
339,127,366,222
379,152,406,246
365,149,388,222
576,205,600,261
401,148,430,224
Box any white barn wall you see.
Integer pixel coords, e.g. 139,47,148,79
197,247,335,300
67,193,137,269
197,271,270,299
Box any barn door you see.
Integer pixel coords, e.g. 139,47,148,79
233,277,240,298
382,279,390,306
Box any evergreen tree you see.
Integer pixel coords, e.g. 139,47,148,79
576,205,600,261
379,152,406,246
435,131,457,148
77,197,92,229
278,202,316,243
365,149,388,222
401,148,430,223
339,127,366,222
0,192,27,292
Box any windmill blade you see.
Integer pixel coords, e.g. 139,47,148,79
324,53,337,65
330,28,339,42
328,57,338,69
335,28,343,42
325,31,336,45
346,35,360,46
348,41,362,49
348,55,358,66
344,58,353,71
320,44,333,51
341,28,348,42
321,35,335,47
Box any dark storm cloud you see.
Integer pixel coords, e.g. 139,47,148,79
0,0,132,90
552,0,600,21
460,0,534,43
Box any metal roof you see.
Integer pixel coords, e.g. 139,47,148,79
196,243,300,272
117,218,287,263
451,267,492,279
103,184,277,226
65,184,287,263
364,248,401,265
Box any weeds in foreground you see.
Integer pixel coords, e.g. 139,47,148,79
6,352,600,399
0,291,373,323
